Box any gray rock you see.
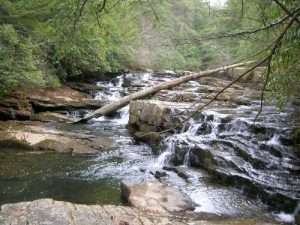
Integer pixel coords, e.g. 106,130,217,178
0,199,278,225
30,98,104,112
128,100,191,146
0,199,187,225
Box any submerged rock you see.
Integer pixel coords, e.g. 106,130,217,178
88,137,117,150
163,166,191,180
121,181,195,213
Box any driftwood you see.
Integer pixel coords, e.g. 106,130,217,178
75,61,253,123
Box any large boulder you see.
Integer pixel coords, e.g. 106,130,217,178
128,100,191,147
121,181,195,213
226,67,265,83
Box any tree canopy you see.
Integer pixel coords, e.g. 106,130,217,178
0,0,299,106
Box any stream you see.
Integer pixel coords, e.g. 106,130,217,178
0,72,299,224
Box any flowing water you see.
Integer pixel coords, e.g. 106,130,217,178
0,72,299,224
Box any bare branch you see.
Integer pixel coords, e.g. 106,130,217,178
96,0,107,19
174,9,300,46
253,58,272,124
272,0,300,25
140,10,300,137
241,0,244,17
73,0,89,30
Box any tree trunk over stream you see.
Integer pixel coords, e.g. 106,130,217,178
74,61,254,123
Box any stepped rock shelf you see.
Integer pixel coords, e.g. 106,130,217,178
128,100,300,211
0,70,299,225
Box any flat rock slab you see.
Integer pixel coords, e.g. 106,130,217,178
0,199,279,225
121,181,195,213
0,121,98,155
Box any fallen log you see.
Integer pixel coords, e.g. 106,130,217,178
74,61,254,123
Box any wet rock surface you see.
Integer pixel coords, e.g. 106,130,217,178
127,72,300,212
0,71,299,224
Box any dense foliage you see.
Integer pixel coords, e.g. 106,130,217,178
0,0,138,97
0,0,299,105
207,0,300,106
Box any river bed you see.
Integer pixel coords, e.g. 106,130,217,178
0,72,299,224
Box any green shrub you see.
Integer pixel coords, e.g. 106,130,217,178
0,24,45,97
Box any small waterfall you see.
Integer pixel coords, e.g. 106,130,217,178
96,80,114,87
154,137,175,167
267,134,281,146
113,105,130,125
141,73,152,81
115,76,124,87
183,147,191,167
187,123,201,135
94,74,129,124
154,122,201,168
227,118,250,134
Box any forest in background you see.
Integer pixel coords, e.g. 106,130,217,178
0,0,299,106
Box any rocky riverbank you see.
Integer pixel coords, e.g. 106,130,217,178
0,85,105,121
0,120,119,154
0,68,299,224
0,198,279,225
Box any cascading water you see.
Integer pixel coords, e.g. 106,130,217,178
154,137,176,167
0,72,298,224
153,102,299,222
93,74,129,124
